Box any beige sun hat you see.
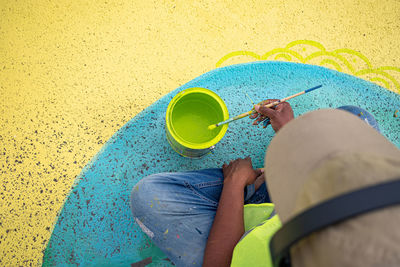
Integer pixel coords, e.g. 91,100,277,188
264,109,400,267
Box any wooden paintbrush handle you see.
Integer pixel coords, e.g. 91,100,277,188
215,85,321,127
263,91,305,108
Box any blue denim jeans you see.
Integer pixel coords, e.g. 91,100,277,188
130,168,270,267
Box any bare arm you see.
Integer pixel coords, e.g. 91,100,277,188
203,180,245,267
203,158,259,267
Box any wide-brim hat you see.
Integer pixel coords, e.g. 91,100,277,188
264,109,400,267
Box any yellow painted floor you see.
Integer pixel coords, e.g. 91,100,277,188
1,0,400,265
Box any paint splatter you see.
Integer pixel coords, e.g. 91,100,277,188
164,229,169,235
245,93,255,105
43,61,400,266
176,234,180,239
394,110,399,118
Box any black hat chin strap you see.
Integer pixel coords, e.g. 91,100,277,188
270,177,400,267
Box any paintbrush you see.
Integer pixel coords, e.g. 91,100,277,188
208,85,322,130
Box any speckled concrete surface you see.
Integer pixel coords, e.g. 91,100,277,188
43,62,400,266
1,0,400,265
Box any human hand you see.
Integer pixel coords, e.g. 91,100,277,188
222,157,261,189
250,99,294,132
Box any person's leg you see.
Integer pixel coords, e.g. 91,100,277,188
130,169,223,267
245,181,270,204
130,168,269,266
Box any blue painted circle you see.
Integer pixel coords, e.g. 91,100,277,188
43,62,400,266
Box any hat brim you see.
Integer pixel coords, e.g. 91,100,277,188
264,109,400,223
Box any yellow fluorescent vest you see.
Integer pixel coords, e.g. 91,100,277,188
231,203,282,267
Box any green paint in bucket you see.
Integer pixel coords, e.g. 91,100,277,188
166,87,229,158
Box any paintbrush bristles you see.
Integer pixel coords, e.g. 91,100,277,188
207,124,217,130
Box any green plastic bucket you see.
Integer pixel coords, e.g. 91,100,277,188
165,87,229,158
